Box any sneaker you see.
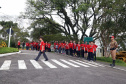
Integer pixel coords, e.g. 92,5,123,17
45,59,48,61
110,64,115,67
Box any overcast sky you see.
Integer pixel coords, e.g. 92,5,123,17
0,0,26,16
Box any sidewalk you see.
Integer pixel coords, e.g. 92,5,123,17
0,51,21,57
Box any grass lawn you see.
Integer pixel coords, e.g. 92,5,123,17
0,47,19,54
97,57,126,67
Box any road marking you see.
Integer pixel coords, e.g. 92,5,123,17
18,60,27,69
0,60,11,70
69,60,89,67
76,60,98,67
60,59,80,67
52,59,69,68
30,60,43,69
87,61,105,67
41,59,57,68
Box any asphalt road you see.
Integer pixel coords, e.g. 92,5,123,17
0,50,126,84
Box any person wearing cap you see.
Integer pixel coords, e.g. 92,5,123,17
109,36,118,67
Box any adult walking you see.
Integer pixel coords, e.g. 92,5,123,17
22,41,25,50
110,36,118,67
35,37,48,61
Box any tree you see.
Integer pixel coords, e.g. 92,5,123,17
0,21,30,47
23,0,105,40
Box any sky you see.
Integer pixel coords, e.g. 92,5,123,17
0,0,26,16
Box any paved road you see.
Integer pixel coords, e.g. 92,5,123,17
0,50,126,84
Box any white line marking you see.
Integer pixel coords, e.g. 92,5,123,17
18,60,27,69
76,60,98,67
87,61,105,67
60,59,80,67
69,60,89,67
52,59,69,68
30,60,43,69
41,59,57,68
0,60,11,70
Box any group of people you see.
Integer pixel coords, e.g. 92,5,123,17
17,41,51,52
54,40,98,61
18,35,118,67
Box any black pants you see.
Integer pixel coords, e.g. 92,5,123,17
81,50,84,58
77,51,80,57
26,46,29,50
70,48,73,56
88,52,94,61
48,48,51,52
93,51,96,61
35,50,48,61
66,49,69,55
18,45,20,50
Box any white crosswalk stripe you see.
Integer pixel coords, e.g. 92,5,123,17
0,59,104,70
0,60,11,70
69,60,90,67
30,60,43,69
60,59,80,67
41,59,57,68
18,60,27,69
52,59,69,68
76,60,98,67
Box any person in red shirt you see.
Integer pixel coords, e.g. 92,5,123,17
35,42,39,51
35,37,48,61
48,42,51,52
55,41,59,53
54,41,56,52
73,41,77,56
65,42,69,55
84,41,88,59
93,41,98,61
33,41,36,50
61,41,65,54
69,40,73,56
26,42,30,50
30,41,33,50
88,41,95,61
45,42,48,52
58,41,62,54
81,41,85,58
18,41,20,50
76,41,81,57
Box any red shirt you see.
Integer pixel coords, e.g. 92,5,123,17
40,41,45,50
33,42,36,47
61,43,65,48
30,42,33,46
81,44,85,50
65,44,69,49
73,43,76,49
26,43,30,47
58,43,61,48
94,45,98,51
54,42,56,49
84,44,88,51
18,41,20,45
76,44,81,51
48,43,51,48
36,42,39,46
69,43,73,49
88,45,95,52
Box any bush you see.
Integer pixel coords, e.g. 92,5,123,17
0,47,19,54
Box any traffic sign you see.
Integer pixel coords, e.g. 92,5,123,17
6,28,14,34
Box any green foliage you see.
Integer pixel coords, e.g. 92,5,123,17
97,57,126,67
43,33,69,42
0,47,19,54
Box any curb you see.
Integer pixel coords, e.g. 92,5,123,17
0,51,21,57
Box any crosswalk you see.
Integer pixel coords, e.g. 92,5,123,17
0,59,104,70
